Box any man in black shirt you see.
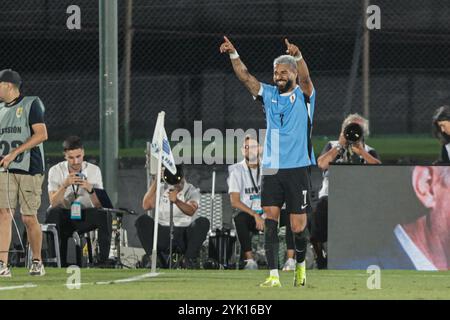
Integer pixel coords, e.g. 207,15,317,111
432,105,450,164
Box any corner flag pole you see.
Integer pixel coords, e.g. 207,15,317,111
151,113,164,274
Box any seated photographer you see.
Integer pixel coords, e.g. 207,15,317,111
45,136,111,267
228,135,295,270
135,164,209,269
314,113,381,268
432,105,450,164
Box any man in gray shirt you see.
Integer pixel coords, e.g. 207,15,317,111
135,165,209,269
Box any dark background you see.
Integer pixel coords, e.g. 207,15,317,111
1,0,450,142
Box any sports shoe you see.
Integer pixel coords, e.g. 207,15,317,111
29,259,45,276
294,263,306,287
259,276,281,288
244,259,258,270
0,261,11,278
282,258,296,271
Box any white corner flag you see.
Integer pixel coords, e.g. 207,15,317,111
150,111,177,174
150,112,176,175
149,111,177,273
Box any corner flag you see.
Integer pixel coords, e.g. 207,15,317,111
150,112,176,175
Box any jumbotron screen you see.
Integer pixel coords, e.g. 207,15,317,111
328,165,450,271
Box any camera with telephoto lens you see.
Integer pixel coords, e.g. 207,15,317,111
343,122,363,145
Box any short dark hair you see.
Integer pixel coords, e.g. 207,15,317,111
0,69,22,89
432,105,450,144
63,136,83,151
244,134,259,144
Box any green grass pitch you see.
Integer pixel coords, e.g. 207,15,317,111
1,268,450,300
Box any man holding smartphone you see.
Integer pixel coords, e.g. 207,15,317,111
45,136,111,267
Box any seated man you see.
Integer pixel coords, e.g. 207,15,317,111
228,135,296,270
45,136,111,267
135,164,209,269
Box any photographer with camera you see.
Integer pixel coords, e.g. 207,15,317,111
45,136,111,267
135,164,209,269
314,114,381,268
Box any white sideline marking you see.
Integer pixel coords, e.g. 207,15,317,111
1,272,162,292
95,272,161,285
0,283,37,291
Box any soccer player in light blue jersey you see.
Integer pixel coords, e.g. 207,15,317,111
221,36,315,287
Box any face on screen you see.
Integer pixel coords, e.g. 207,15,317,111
328,165,450,271
412,166,450,234
430,169,450,232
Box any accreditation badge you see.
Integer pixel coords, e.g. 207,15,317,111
250,194,263,215
70,200,82,220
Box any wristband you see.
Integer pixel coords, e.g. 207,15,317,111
88,188,95,194
294,53,303,61
229,51,240,60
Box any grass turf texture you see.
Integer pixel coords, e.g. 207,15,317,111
1,268,450,300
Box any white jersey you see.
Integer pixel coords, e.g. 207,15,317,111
227,160,261,208
48,161,103,209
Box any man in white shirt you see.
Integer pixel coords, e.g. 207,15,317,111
45,136,111,267
228,136,295,270
135,165,209,269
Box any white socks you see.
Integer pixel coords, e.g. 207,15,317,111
287,258,296,264
270,269,279,278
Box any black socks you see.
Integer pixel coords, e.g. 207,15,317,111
294,230,308,264
264,219,279,270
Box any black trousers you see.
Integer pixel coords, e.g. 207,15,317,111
135,214,210,261
233,210,295,254
45,207,112,266
311,197,328,243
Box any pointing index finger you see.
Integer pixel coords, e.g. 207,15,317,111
284,38,290,47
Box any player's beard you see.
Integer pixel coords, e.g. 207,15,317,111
277,79,294,93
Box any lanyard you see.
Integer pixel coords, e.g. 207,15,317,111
247,164,260,194
70,170,83,199
71,183,80,199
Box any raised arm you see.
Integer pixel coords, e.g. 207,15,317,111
220,36,261,97
284,39,314,97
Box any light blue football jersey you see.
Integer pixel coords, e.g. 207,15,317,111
258,83,316,169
